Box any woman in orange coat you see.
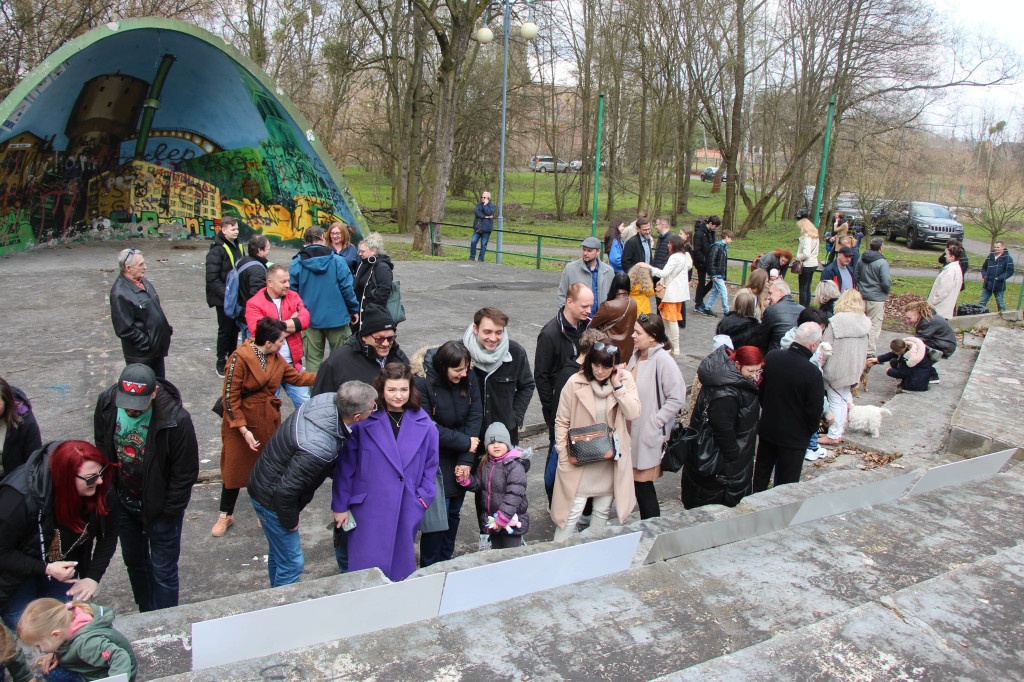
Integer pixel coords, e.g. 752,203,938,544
214,317,315,537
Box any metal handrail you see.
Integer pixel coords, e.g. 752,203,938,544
429,221,756,283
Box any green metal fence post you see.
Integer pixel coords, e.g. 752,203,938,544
591,93,605,237
813,96,836,229
429,222,435,256
536,236,542,269
741,261,748,285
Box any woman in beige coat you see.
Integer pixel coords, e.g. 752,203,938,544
552,340,641,541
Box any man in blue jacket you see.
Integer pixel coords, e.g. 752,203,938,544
695,230,733,316
980,241,1015,312
289,226,360,373
469,191,496,262
819,246,857,293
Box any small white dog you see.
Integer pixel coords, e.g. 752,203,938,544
846,405,893,438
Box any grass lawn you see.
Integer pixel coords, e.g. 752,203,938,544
962,222,1024,250
890,275,1023,309
344,167,1017,306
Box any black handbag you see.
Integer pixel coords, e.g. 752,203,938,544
686,403,722,478
567,423,617,465
662,423,698,473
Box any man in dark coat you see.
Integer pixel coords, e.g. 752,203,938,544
93,364,198,612
109,248,173,378
621,218,653,275
311,304,409,396
761,279,805,350
469,191,496,262
692,215,719,308
249,382,378,587
752,323,825,492
980,241,1015,312
651,217,673,270
234,235,270,339
206,217,243,376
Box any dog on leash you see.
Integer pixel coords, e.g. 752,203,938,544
847,405,892,438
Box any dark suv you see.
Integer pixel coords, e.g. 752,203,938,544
873,201,964,249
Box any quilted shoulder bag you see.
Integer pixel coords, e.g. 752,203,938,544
567,423,617,466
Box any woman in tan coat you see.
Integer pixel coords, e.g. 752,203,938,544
551,340,641,542
213,317,315,536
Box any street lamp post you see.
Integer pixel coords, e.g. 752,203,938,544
476,2,537,265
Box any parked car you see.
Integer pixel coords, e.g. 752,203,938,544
873,201,964,249
568,159,607,172
529,156,570,173
700,167,726,182
828,195,866,229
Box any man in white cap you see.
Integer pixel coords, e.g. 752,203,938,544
557,236,613,308
93,364,198,612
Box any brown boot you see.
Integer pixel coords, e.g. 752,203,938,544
211,513,233,537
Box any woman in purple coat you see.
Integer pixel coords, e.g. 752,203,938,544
332,363,439,582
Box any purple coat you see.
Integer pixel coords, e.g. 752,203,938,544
332,408,439,581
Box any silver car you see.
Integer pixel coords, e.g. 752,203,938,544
529,156,570,173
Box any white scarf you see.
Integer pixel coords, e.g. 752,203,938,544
464,324,512,375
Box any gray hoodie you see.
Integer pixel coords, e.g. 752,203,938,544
855,249,891,302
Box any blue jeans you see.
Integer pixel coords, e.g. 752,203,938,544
252,500,304,587
420,492,466,566
704,277,730,313
2,572,72,629
980,287,1006,311
237,319,250,340
276,370,309,411
545,442,558,505
469,230,491,261
118,505,183,612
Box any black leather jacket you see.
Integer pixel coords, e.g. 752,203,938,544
109,274,173,362
761,295,804,351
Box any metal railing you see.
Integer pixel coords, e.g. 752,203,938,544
429,221,755,284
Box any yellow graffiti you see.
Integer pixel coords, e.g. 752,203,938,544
223,196,342,241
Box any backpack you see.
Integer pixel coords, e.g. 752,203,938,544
224,260,265,319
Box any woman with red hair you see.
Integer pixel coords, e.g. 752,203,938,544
681,345,764,510
0,441,118,628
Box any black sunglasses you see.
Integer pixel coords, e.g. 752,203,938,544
76,465,109,486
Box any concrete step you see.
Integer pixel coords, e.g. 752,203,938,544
949,326,1024,459
665,542,1024,680
148,462,1023,680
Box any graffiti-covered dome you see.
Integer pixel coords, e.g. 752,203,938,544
0,18,366,254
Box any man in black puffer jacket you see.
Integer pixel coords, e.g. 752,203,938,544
753,323,825,492
247,381,378,587
311,304,410,397
206,217,244,376
692,216,719,308
760,279,805,350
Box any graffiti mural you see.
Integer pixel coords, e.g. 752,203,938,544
0,19,366,255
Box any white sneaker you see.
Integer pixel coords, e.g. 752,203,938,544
815,446,829,458
805,448,822,461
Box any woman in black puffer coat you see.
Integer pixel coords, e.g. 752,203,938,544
681,345,764,510
413,341,481,566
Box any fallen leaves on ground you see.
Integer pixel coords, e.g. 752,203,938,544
812,444,903,470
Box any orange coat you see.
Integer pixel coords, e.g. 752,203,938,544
220,340,315,488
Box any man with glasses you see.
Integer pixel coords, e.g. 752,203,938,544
109,248,173,378
621,217,654,275
93,364,198,611
312,303,410,397
248,381,378,587
469,191,496,262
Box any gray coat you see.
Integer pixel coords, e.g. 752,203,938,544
626,345,687,470
822,312,872,388
557,257,614,308
855,250,892,302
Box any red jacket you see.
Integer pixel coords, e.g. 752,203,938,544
245,288,310,368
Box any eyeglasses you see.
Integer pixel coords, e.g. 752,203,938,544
76,465,109,486
120,248,139,268
371,334,396,345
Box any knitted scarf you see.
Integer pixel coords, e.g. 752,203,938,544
464,324,512,375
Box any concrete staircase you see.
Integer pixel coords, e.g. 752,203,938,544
121,456,1023,681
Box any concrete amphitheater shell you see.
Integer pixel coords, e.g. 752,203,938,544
0,17,366,254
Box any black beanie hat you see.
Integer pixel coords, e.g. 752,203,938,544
360,304,395,336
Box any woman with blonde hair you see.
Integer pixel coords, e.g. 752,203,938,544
795,210,820,306
818,289,871,445
737,268,769,319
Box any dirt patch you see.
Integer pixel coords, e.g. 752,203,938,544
883,291,926,331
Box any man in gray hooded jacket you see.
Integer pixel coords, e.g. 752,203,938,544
855,238,891,356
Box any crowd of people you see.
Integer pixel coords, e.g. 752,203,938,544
0,207,991,681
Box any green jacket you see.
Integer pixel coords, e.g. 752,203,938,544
56,604,137,682
2,623,33,682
